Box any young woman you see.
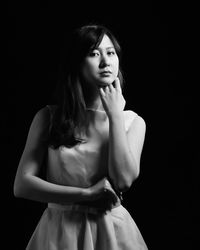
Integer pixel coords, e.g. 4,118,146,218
14,24,148,250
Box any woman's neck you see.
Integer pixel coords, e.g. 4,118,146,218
81,78,105,111
86,97,104,111
82,84,104,111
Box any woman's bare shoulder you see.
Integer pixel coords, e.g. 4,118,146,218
35,105,57,119
28,105,54,136
34,106,50,121
46,104,58,111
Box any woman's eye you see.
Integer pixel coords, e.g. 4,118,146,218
89,51,99,57
107,50,116,56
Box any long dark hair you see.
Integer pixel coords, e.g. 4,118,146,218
48,24,124,148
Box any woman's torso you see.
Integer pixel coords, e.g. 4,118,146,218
46,107,137,189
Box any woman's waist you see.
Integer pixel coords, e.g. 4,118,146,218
48,198,121,215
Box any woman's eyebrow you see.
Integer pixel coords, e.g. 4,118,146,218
97,46,115,51
106,46,115,50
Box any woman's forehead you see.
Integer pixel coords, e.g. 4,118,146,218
97,34,114,49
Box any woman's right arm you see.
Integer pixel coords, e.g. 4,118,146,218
14,106,118,205
13,107,91,204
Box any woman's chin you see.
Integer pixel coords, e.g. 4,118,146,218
97,79,113,87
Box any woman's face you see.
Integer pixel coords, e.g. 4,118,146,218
81,34,119,87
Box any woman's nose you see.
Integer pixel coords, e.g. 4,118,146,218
99,54,110,68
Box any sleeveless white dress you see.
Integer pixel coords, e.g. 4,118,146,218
26,106,148,250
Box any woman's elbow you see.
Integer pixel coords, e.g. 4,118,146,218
13,175,30,198
14,185,21,198
115,172,140,193
13,180,24,198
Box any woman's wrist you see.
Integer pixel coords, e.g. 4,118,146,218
108,111,124,125
82,187,92,201
108,110,123,120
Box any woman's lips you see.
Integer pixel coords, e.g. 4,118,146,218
99,71,112,77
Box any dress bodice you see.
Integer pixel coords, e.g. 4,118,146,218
26,107,149,250
46,108,137,188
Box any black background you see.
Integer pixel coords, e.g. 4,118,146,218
6,1,199,249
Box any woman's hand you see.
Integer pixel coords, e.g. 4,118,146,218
85,177,119,210
99,77,126,118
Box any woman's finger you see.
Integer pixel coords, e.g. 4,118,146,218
99,87,106,97
105,86,110,93
113,77,122,93
108,82,114,92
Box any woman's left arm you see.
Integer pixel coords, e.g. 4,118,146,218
99,78,146,192
108,113,146,192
